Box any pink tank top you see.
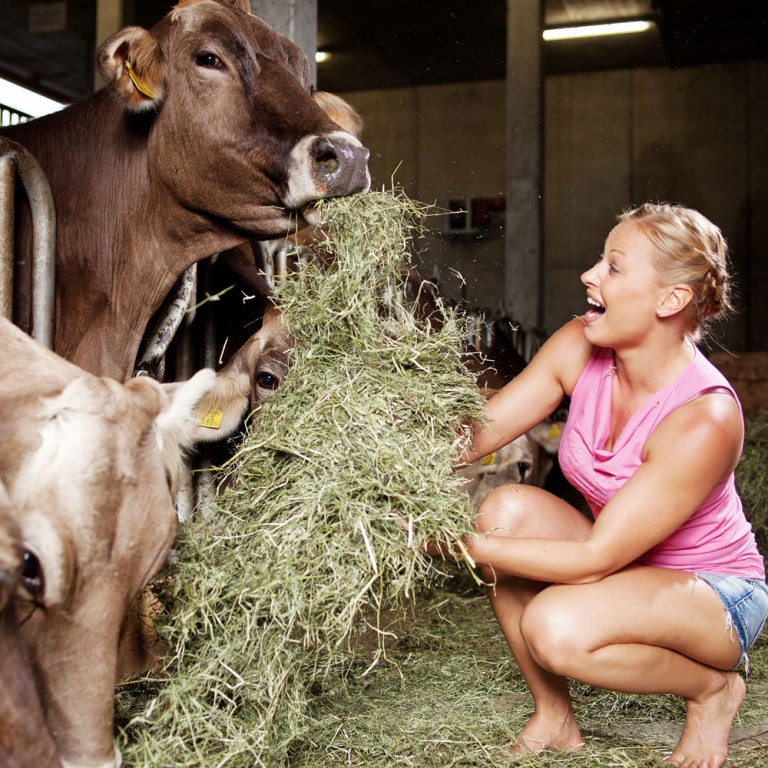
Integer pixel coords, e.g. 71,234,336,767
558,344,764,579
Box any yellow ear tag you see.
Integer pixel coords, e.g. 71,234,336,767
480,452,496,466
198,409,223,429
124,61,155,99
548,423,562,439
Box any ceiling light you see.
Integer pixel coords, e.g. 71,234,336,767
543,20,653,41
0,76,66,118
315,51,330,63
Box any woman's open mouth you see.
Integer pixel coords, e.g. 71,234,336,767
583,296,605,324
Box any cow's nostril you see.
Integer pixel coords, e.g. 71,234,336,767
313,148,340,175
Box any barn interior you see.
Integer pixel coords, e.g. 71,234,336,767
2,3,768,767
1,0,766,357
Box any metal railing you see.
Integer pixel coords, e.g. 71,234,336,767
0,103,31,128
0,136,56,347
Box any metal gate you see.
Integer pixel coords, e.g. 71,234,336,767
0,136,56,348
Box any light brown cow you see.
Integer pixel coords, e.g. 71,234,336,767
1,0,370,381
114,305,291,681
0,317,216,768
457,419,565,508
0,480,61,768
192,305,292,443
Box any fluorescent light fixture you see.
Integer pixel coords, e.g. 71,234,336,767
543,20,653,41
0,76,66,118
315,51,330,63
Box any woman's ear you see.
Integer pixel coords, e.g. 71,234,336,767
657,285,693,317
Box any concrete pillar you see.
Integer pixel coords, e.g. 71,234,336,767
249,0,318,86
505,0,543,331
94,0,123,90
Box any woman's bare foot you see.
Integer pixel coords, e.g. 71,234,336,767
664,671,745,768
508,711,584,755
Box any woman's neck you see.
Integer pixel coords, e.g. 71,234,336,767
611,336,694,397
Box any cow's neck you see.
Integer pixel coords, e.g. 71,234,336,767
12,93,249,380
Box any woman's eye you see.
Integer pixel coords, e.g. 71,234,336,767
196,52,223,68
21,550,45,600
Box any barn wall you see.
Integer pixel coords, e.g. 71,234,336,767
348,81,507,306
341,58,768,352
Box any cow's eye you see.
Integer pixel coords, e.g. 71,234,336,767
255,372,280,390
196,52,223,69
21,550,45,600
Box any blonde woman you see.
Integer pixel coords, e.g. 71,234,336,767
462,203,767,768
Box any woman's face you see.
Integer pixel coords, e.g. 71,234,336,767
579,220,666,349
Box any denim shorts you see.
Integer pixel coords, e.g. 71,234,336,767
695,572,768,673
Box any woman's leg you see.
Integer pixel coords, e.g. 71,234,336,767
521,566,744,768
474,484,593,753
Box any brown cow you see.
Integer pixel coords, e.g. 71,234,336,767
0,317,216,768
1,0,370,381
0,481,61,768
114,305,291,681
197,88,368,371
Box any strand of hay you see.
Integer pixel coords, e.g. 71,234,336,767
118,189,485,766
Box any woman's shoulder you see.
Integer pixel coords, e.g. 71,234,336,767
534,319,596,395
646,389,743,473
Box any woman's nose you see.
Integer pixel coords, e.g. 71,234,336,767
581,263,598,286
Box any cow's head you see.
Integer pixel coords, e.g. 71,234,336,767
0,319,216,768
191,305,292,443
0,482,61,768
97,0,370,239
457,420,565,509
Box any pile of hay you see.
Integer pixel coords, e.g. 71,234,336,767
118,189,485,766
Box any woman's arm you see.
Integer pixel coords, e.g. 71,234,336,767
461,318,592,466
465,392,743,584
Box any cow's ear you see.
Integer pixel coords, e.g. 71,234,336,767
150,369,218,492
98,26,165,111
154,369,219,449
184,365,253,444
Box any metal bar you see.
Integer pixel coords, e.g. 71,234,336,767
134,263,197,377
0,137,57,348
0,155,15,320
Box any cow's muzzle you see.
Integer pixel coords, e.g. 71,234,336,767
284,131,371,214
308,134,371,196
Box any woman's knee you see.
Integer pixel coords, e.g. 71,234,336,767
520,589,587,674
475,484,533,536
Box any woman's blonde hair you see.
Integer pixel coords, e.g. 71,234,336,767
619,203,733,342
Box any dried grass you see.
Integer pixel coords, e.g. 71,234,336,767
116,189,484,766
288,573,768,767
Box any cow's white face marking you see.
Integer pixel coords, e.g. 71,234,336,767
284,130,371,218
